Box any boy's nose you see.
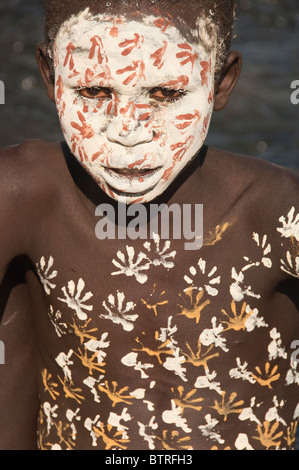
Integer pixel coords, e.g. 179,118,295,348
106,101,153,147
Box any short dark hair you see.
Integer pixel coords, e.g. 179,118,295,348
43,0,236,86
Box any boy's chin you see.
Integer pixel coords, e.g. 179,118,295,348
103,187,162,205
99,179,169,204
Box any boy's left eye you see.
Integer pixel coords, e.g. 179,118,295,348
78,87,112,100
149,87,186,102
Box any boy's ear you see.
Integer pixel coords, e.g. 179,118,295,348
213,50,242,111
36,42,55,103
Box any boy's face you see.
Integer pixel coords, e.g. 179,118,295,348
54,11,215,203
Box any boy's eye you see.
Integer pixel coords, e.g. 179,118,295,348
78,87,112,100
149,87,186,102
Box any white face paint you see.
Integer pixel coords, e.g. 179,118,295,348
54,9,216,203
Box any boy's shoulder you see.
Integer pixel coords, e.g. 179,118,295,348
207,147,299,278
0,139,64,181
207,146,299,209
0,139,68,205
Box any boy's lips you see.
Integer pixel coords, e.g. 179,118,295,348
107,167,161,178
102,166,164,194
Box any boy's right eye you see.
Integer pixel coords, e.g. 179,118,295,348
78,87,112,100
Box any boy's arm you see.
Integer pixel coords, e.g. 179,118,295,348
0,284,39,450
0,144,39,449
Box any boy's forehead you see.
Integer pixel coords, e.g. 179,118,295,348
54,5,215,52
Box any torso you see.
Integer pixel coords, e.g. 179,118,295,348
5,141,299,450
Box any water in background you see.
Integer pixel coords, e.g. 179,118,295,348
0,0,298,450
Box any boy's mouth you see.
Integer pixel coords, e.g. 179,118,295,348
102,166,164,196
106,167,162,180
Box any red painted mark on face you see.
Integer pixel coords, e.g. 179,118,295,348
116,60,146,87
56,75,64,103
76,66,112,89
200,59,211,87
154,17,173,33
106,91,120,117
79,146,89,162
119,33,144,56
203,113,210,134
128,156,147,168
176,43,198,72
162,164,174,181
170,135,195,162
68,70,80,79
118,102,152,123
84,68,95,86
150,41,168,70
91,145,107,162
71,142,89,162
163,135,195,181
158,75,189,89
105,18,123,38
175,110,201,131
63,42,75,70
137,104,153,122
55,75,66,119
95,65,113,86
131,196,144,204
103,16,124,38
58,101,66,120
71,111,95,139
89,36,107,64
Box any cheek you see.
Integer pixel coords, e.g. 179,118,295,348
160,101,211,182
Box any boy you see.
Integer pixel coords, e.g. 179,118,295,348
0,0,298,450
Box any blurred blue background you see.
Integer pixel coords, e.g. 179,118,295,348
0,0,298,450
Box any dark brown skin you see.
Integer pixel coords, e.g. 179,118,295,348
0,40,298,449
